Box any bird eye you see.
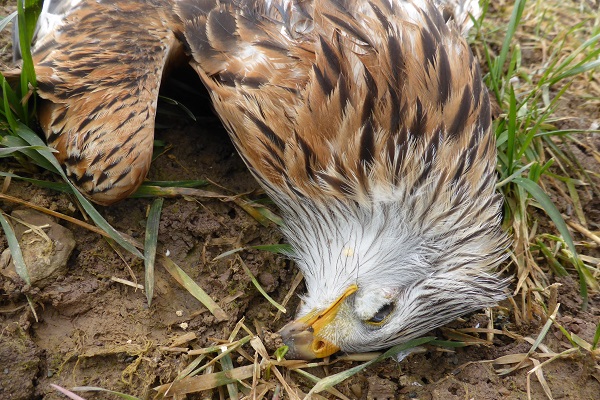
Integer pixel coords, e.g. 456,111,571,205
367,303,394,325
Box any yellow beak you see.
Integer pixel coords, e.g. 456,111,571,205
279,285,358,360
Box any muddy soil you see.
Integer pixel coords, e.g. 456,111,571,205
1,1,599,399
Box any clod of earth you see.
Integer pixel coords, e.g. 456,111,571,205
3,209,75,288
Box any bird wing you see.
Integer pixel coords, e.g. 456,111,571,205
178,0,494,204
24,0,184,204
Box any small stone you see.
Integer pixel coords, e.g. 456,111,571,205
258,272,275,289
350,383,362,398
176,310,184,317
0,249,11,269
7,210,75,288
498,387,510,396
570,324,581,334
367,376,396,400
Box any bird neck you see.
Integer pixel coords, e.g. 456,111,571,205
277,195,425,311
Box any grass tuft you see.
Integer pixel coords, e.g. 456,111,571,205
475,0,600,311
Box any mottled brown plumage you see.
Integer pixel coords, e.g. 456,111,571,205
179,0,493,203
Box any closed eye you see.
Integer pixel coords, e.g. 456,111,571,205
366,303,394,325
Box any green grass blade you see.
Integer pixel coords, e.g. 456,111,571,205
0,211,30,285
536,239,568,277
513,177,598,304
548,32,600,85
13,123,144,258
16,0,40,124
0,144,50,156
219,352,239,400
253,205,284,227
0,171,70,192
213,243,293,261
2,79,19,132
144,198,163,306
159,254,229,322
550,58,600,84
429,339,470,348
292,369,351,400
495,162,535,188
505,86,517,174
491,0,526,88
2,133,58,171
0,74,19,116
238,256,286,313
0,11,17,32
174,355,206,380
592,322,600,350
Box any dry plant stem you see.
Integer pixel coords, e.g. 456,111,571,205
251,351,259,398
110,277,144,290
228,317,247,342
567,219,600,246
270,365,301,400
274,271,304,322
527,358,551,400
486,308,494,342
0,192,143,249
1,173,12,193
188,336,251,356
107,241,138,284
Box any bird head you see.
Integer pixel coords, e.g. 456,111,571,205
277,196,507,360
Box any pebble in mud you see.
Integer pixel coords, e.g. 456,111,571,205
258,271,276,291
367,376,397,400
2,209,75,288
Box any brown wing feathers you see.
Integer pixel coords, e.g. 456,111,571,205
12,0,492,205
179,0,494,203
26,0,184,204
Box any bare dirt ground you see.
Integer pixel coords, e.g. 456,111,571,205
1,1,599,399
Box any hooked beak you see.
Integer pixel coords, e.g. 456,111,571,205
279,284,357,360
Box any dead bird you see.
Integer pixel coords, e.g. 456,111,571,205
7,0,508,359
